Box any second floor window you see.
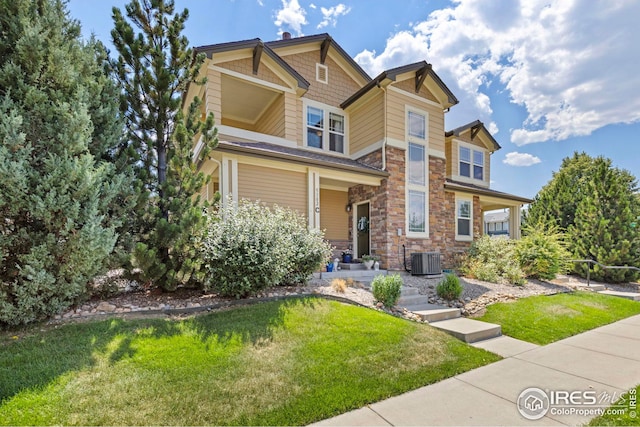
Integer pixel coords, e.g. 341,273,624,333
306,105,345,154
459,146,484,181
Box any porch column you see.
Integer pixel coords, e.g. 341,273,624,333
509,205,522,239
307,169,320,229
220,155,238,205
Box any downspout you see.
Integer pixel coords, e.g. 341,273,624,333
381,85,387,171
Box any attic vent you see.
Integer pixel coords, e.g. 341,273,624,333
316,63,328,84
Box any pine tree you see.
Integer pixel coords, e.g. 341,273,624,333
111,0,218,291
0,0,127,325
569,159,640,282
525,152,640,283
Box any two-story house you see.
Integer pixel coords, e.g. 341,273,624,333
185,33,531,270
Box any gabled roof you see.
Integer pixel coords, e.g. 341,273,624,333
194,38,310,92
445,179,532,204
216,141,389,177
341,61,459,109
445,120,501,151
265,33,371,84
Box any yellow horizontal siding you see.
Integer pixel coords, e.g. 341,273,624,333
386,89,445,153
320,189,348,240
255,95,285,138
237,163,307,215
349,92,384,155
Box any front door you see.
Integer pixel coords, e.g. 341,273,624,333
356,202,370,259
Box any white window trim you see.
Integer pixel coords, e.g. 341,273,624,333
302,99,348,155
457,140,488,185
405,105,429,238
455,196,473,242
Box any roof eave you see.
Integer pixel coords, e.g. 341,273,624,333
444,180,532,204
215,143,389,178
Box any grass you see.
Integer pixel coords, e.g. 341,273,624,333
0,297,499,425
588,384,639,426
476,291,640,345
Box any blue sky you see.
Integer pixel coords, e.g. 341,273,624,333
67,0,640,200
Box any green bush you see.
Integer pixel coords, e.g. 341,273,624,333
515,223,571,280
461,235,525,285
371,274,403,307
436,274,463,300
0,1,125,326
200,199,331,298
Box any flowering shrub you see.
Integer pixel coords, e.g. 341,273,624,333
515,223,571,280
461,235,525,285
200,199,331,298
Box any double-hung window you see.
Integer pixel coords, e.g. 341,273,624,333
456,198,472,240
305,103,345,154
406,108,428,235
459,145,484,181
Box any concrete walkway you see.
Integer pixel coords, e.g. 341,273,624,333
312,314,640,426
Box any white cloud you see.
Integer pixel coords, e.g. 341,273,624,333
274,0,308,36
317,4,351,29
354,0,640,145
503,152,542,167
310,3,316,9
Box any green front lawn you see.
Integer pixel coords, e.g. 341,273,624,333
588,384,639,426
476,291,640,345
0,297,499,426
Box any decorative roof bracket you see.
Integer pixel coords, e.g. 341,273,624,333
320,37,332,64
470,124,481,140
252,42,264,75
415,64,431,93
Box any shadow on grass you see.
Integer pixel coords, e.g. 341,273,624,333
0,296,317,404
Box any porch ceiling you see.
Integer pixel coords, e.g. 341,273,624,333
221,74,280,124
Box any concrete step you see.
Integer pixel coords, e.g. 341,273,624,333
396,293,429,307
431,318,502,343
400,286,420,296
402,303,461,322
598,290,640,301
320,270,387,280
338,262,366,270
576,284,606,291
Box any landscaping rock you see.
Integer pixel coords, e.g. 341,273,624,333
96,302,116,312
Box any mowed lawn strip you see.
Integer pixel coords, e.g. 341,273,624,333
0,297,500,426
588,384,639,426
476,290,640,345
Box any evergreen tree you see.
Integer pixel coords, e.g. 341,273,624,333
111,0,218,291
525,152,640,282
525,152,595,231
0,0,126,325
569,160,640,282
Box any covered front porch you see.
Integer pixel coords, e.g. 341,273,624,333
196,140,388,263
445,179,532,240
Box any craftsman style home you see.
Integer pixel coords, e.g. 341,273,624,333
185,33,531,270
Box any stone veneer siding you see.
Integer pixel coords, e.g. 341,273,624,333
348,146,478,270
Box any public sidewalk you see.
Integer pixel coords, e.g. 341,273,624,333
313,314,640,426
